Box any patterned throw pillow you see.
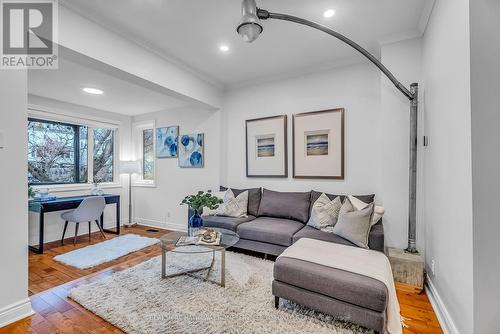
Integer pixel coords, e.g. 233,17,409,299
306,193,343,232
347,195,385,226
332,197,374,248
215,189,248,218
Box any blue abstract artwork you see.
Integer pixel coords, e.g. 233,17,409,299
156,126,179,158
179,133,204,168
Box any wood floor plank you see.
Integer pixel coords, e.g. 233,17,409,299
1,225,443,333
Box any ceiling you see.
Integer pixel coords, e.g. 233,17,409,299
61,0,434,88
28,56,190,116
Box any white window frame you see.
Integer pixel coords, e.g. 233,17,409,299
28,107,122,192
132,120,156,187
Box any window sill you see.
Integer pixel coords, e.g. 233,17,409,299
32,183,123,194
132,181,157,188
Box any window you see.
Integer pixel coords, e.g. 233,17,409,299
28,119,88,184
142,129,154,181
132,121,155,186
93,128,114,183
28,118,116,185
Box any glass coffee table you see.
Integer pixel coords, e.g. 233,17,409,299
159,228,239,287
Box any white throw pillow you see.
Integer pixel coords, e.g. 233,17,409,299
307,193,342,232
348,195,385,226
201,191,226,216
215,189,248,218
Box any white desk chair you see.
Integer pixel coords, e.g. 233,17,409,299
61,196,107,245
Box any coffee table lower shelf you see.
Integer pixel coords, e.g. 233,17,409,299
161,247,226,287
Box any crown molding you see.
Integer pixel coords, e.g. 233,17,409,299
378,29,423,47
226,54,370,92
418,0,436,35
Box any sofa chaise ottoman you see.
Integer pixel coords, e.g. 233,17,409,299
273,238,401,334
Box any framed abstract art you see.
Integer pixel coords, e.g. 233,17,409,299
156,126,178,158
245,115,287,177
179,133,204,168
292,109,344,179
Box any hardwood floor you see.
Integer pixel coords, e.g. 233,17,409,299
397,287,443,333
28,225,163,296
1,225,442,333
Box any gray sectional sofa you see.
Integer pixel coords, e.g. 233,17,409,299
201,187,385,256
199,187,388,333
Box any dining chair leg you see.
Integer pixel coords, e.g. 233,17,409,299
88,221,92,241
95,220,107,239
74,222,79,245
61,221,68,245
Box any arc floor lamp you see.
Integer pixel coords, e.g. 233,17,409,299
236,0,419,253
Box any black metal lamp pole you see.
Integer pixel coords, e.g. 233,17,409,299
238,1,419,253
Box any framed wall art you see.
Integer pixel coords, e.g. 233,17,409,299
156,126,179,158
246,115,288,177
179,133,204,168
293,109,344,179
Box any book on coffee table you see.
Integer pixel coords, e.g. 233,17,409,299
175,236,199,246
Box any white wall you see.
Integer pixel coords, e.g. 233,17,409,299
422,0,473,333
27,95,132,245
470,0,500,332
0,71,33,326
221,63,417,238
132,107,221,231
379,38,424,250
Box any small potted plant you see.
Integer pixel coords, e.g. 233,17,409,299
181,191,223,236
28,186,35,199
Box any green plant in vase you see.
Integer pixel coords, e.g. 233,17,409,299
181,191,223,236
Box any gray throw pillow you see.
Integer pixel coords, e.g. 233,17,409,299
257,189,311,223
332,198,374,248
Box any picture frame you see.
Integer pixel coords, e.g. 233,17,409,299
246,115,288,177
156,126,179,158
292,109,344,179
178,133,204,168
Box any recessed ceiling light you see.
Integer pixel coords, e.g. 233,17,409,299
323,9,335,18
82,87,104,95
219,44,230,52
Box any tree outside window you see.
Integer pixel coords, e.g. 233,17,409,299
143,129,154,180
93,128,114,183
28,119,115,185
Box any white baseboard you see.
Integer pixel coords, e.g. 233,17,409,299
134,217,185,232
29,220,122,246
425,275,460,334
0,298,34,328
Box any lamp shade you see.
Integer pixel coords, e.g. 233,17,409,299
120,160,141,175
237,0,263,43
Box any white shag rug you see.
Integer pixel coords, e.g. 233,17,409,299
54,234,159,269
68,251,373,334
